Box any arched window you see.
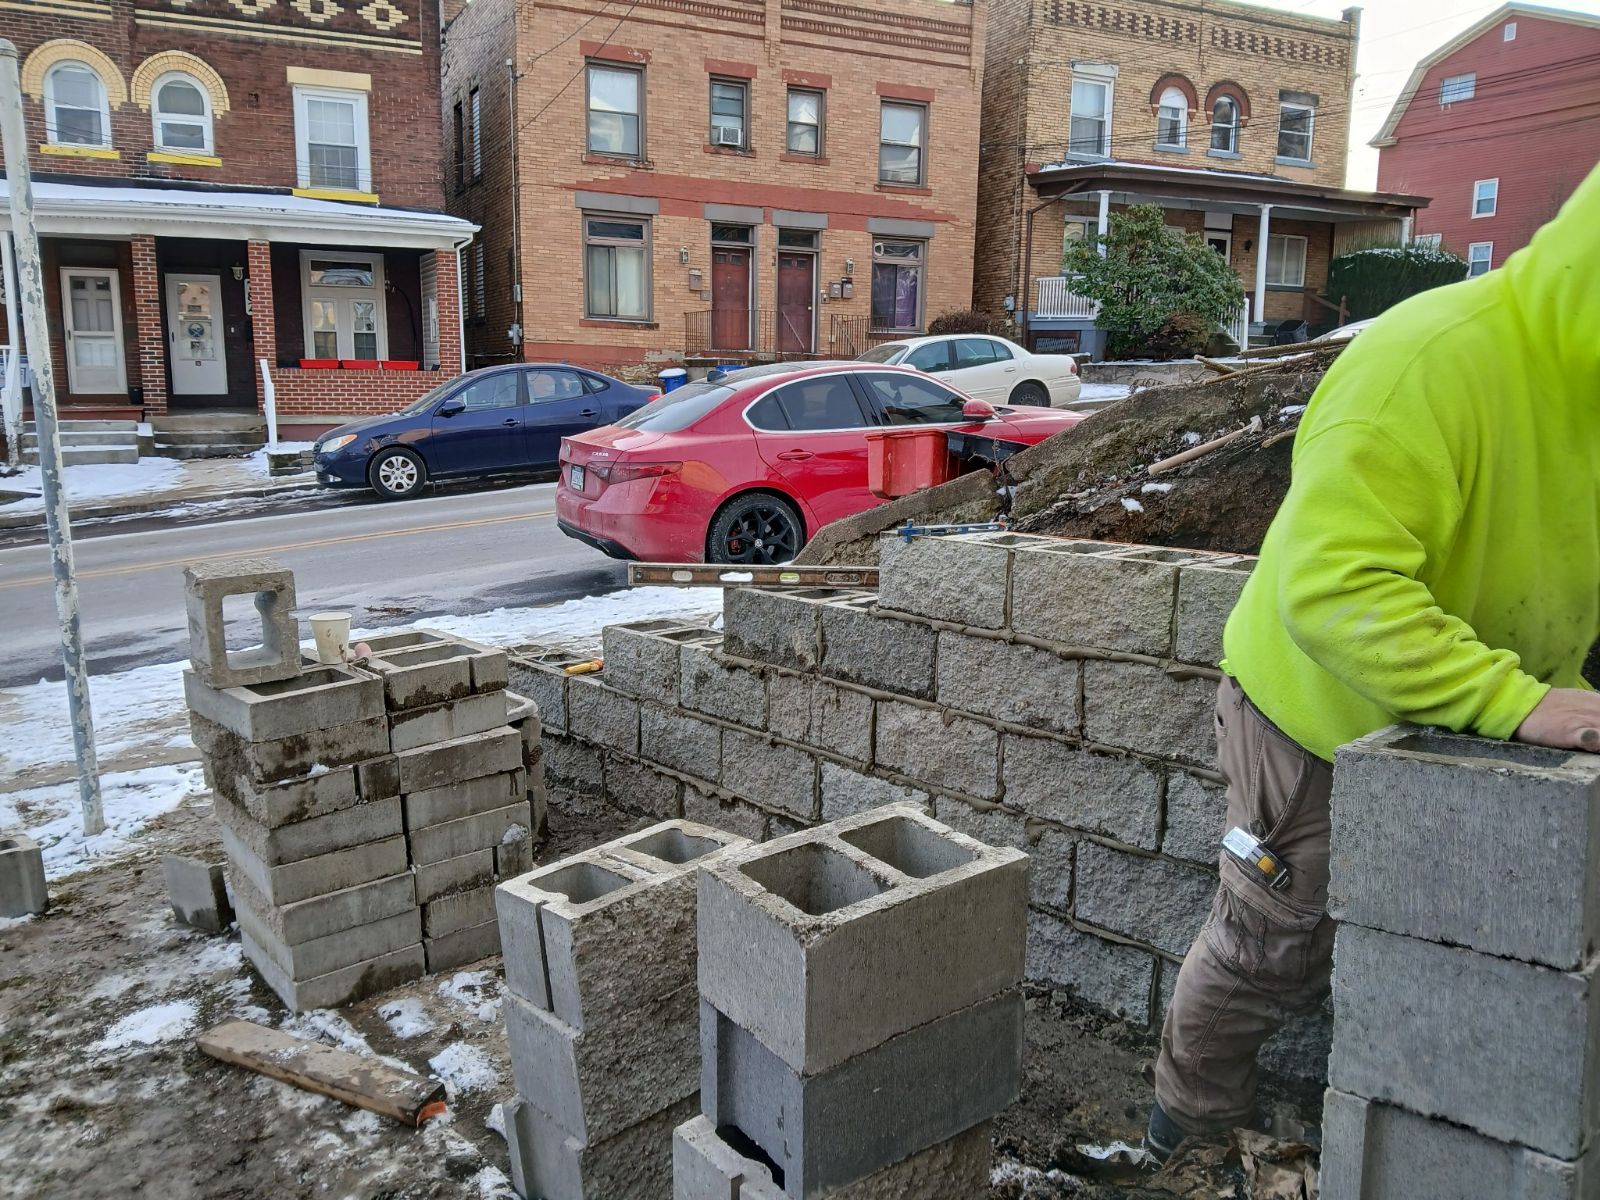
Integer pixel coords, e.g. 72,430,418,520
44,61,110,147
1155,86,1187,149
152,72,212,153
1211,96,1239,154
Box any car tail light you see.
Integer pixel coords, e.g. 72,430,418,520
1067,358,1079,374
643,392,662,402
589,460,682,484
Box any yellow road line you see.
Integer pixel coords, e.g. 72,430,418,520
0,508,556,592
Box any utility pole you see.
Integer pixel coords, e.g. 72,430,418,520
1,231,21,467
0,39,105,835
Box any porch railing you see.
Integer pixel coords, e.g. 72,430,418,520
1225,299,1251,349
1034,276,1100,320
826,315,906,359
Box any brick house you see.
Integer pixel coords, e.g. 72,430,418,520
440,0,985,370
1373,3,1600,279
974,0,1427,355
0,0,476,437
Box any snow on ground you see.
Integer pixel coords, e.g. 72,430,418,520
0,658,189,780
0,458,186,511
428,1043,501,1095
422,585,720,648
1075,383,1134,404
378,997,436,1039
93,999,200,1052
242,442,317,478
438,969,504,1024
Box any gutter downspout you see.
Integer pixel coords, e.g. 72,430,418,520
508,51,523,359
453,233,472,374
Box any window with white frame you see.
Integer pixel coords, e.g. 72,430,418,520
709,78,748,148
1277,99,1314,162
1473,178,1498,217
470,87,482,179
587,64,642,158
1070,76,1112,157
44,61,111,147
1414,232,1442,249
1210,96,1239,153
1467,242,1493,276
293,86,371,192
1155,86,1187,149
879,102,926,185
1439,73,1476,105
1504,21,1517,40
584,214,651,320
871,239,925,331
301,251,386,360
787,88,823,155
152,72,212,153
1265,234,1307,287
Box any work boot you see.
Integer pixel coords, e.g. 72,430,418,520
1143,1102,1187,1165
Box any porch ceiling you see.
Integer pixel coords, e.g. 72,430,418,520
0,180,478,250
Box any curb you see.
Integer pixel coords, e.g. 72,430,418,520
0,480,323,534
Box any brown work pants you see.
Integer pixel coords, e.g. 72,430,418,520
1154,677,1335,1132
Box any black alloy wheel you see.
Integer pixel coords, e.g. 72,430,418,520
708,494,804,564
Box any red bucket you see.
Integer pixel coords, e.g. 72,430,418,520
866,428,953,499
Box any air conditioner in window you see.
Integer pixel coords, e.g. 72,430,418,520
714,126,743,147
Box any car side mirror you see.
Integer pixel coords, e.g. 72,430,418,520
437,396,466,417
962,399,998,422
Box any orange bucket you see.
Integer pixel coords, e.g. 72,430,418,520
866,428,953,499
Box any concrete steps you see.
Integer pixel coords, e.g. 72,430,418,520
151,412,267,460
21,419,140,466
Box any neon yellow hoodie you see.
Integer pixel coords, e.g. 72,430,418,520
1223,161,1600,762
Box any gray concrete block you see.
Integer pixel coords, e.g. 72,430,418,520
424,917,501,973
684,786,770,843
935,633,1080,735
413,848,495,905
674,1113,754,1199
505,984,700,1143
207,761,363,829
873,702,999,799
183,666,383,743
393,727,522,794
190,711,391,783
362,632,509,708
1082,661,1217,768
1009,545,1178,656
0,834,49,918
1001,736,1160,848
723,588,834,671
508,654,569,733
1329,922,1600,1160
161,854,230,933
720,731,817,820
237,901,421,980
355,754,401,802
879,533,1011,630
681,642,768,728
819,764,930,823
182,557,300,689
423,882,496,937
1161,771,1226,865
568,679,641,754
214,793,403,866
1257,1005,1333,1088
508,1092,696,1200
409,800,532,866
241,929,424,1013
1173,561,1252,666
220,823,410,908
642,705,724,781
496,830,535,879
1073,843,1213,957
767,674,873,763
1320,1088,1590,1200
543,734,605,795
935,796,1074,909
819,604,936,699
602,619,695,703
602,754,682,819
700,991,1022,1198
403,768,526,831
229,866,417,946
1025,912,1154,1023
388,691,510,753
1331,726,1600,970
697,807,1027,1074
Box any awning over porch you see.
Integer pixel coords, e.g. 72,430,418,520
0,180,477,250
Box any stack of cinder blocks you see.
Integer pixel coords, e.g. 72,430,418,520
1323,727,1600,1198
496,819,750,1199
676,804,1028,1198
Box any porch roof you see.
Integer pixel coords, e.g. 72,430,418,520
1027,160,1430,223
0,180,478,250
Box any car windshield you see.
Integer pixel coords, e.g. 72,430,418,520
857,343,908,364
399,380,457,415
613,381,735,432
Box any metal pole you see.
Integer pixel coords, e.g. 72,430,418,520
0,40,104,835
1,232,22,466
259,358,278,452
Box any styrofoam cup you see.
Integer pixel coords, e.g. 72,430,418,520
310,612,353,665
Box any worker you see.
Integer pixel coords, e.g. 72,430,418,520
1147,161,1600,1162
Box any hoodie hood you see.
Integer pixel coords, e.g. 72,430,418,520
1498,159,1600,385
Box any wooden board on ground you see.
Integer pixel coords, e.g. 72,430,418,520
197,1019,446,1127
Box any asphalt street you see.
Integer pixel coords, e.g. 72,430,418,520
0,481,625,686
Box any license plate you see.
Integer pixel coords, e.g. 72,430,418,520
569,464,585,490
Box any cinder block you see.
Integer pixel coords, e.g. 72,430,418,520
601,754,682,819
1331,726,1600,970
700,991,1022,1198
873,702,999,799
221,825,410,908
641,706,724,780
413,847,495,904
934,797,1073,909
1161,771,1227,865
1008,545,1178,655
190,711,391,783
424,917,501,973
1025,911,1154,1023
1082,660,1217,768
567,679,641,755
767,674,873,763
161,854,231,933
424,882,496,937
241,929,424,1012
1320,1088,1590,1200
1173,561,1253,665
1329,922,1600,1160
496,828,535,879
505,984,700,1143
183,666,383,742
697,807,1027,1074
1001,736,1160,848
507,1092,696,1200
602,620,696,703
387,691,511,753
403,769,526,831
681,641,768,728
720,731,817,820
1073,843,1213,957
818,604,936,699
182,557,300,689
724,588,846,671
543,734,605,794
230,868,416,945
393,727,522,794
409,800,532,866
818,764,930,822
878,533,1012,630
508,653,569,733
362,633,508,709
207,761,363,829
683,786,770,843
356,754,401,802
214,793,403,867
0,834,49,918
934,633,1080,735
237,901,421,980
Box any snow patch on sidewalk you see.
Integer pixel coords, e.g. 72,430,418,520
0,659,189,780
1,459,186,512
378,997,436,1040
93,999,199,1051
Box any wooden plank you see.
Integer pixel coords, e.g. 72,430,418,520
196,1019,446,1127
627,562,879,589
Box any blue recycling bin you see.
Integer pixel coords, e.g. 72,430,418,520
658,367,688,393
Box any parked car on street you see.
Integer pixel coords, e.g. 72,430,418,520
313,364,658,499
858,334,1081,408
555,361,1086,564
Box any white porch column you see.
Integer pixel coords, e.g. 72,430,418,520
1400,215,1413,245
1253,203,1273,324
1096,190,1111,257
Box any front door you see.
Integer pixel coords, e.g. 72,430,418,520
711,248,751,351
165,273,228,396
60,268,127,395
776,253,815,355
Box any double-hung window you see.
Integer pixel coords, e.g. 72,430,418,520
787,88,823,155
870,239,924,331
294,86,371,193
1276,98,1314,163
1439,73,1476,105
1155,86,1187,150
1265,235,1307,288
1468,242,1493,277
152,73,212,154
1069,76,1112,158
710,78,748,148
584,215,651,320
45,62,111,147
1414,232,1443,250
587,64,642,158
1473,178,1498,217
301,251,386,360
879,102,926,185
1210,97,1239,153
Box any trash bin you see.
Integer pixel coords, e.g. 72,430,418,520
866,428,954,499
658,367,688,393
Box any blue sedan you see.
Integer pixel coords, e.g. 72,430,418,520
313,363,658,500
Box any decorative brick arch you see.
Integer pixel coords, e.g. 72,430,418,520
1205,80,1252,124
131,51,231,116
1149,73,1198,114
21,40,128,107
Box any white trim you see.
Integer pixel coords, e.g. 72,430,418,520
1275,100,1315,163
151,70,214,155
44,60,112,148
1439,72,1476,105
1265,233,1308,288
58,266,127,394
1154,86,1188,150
165,272,228,395
1472,177,1499,218
1069,75,1113,159
1467,241,1494,277
1504,20,1517,40
298,249,389,360
293,84,372,194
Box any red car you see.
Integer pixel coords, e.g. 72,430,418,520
555,362,1086,564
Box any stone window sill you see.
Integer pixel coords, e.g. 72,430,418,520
780,152,829,166
40,143,119,160
703,144,754,157
581,318,658,329
875,182,932,196
584,152,653,169
149,150,222,167
1206,148,1242,160
1274,156,1315,169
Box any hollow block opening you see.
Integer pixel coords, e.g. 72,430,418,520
741,842,887,916
537,860,635,904
840,815,977,879
620,827,724,866
1391,732,1577,771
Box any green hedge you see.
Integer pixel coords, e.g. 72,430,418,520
1327,245,1469,320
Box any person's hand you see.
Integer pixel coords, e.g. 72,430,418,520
1514,688,1600,751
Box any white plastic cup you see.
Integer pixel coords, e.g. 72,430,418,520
310,612,353,665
